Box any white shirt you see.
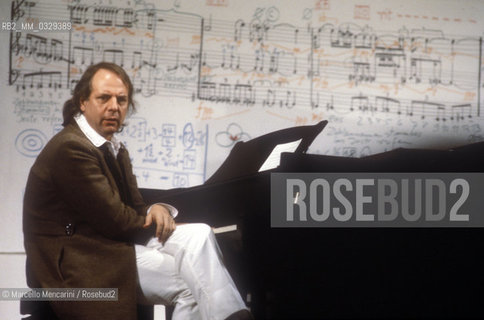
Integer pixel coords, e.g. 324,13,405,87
74,113,122,157
74,113,178,217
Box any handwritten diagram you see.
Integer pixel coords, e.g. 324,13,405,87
14,128,47,157
118,118,208,187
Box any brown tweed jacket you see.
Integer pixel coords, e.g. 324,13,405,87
23,120,152,319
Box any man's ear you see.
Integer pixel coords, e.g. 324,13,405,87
80,100,86,112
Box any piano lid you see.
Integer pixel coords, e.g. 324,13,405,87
205,120,328,184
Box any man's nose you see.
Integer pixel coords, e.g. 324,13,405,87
107,96,120,111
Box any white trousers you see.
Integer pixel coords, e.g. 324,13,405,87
135,223,247,320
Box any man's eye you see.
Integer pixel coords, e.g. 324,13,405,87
97,95,111,102
117,96,128,105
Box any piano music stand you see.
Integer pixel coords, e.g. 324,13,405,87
205,120,328,184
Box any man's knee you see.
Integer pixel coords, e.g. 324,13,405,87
190,223,213,241
174,223,213,246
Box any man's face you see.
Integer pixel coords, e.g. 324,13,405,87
80,69,129,140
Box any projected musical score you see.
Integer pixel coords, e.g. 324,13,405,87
5,0,484,184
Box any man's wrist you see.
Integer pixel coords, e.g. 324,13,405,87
147,203,178,218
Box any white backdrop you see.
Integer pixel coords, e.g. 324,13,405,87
1,0,483,252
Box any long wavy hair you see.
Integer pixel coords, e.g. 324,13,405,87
62,62,136,127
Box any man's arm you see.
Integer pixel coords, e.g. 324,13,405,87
119,146,177,243
50,138,146,240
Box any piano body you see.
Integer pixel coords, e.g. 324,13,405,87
140,122,484,319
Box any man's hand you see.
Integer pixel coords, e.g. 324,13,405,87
143,204,176,243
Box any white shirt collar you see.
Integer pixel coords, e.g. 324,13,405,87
74,114,122,157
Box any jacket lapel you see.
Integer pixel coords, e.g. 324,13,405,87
67,121,133,206
100,144,130,205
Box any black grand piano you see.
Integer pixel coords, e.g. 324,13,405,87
140,121,484,319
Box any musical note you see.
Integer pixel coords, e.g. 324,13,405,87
375,96,400,114
234,84,255,105
312,27,322,49
269,50,279,73
311,91,320,109
229,49,238,70
249,20,269,43
200,81,216,101
24,34,47,58
330,26,354,48
354,31,375,49
93,7,118,27
375,53,403,68
410,58,442,84
436,106,446,121
451,104,472,121
410,100,445,119
221,47,226,68
116,8,135,28
46,71,62,90
375,53,405,81
73,46,94,66
70,5,89,24
103,49,124,67
141,77,158,97
263,89,276,107
254,49,264,72
21,71,62,91
218,83,231,103
204,15,213,32
326,95,334,111
132,51,142,69
351,95,371,112
180,53,199,72
168,53,180,72
349,62,374,84
234,19,245,42
50,39,64,62
23,1,36,19
146,11,156,30
282,90,296,108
